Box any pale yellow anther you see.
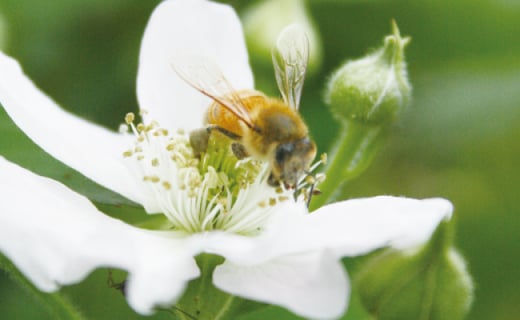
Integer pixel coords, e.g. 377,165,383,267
269,198,277,206
152,158,160,167
134,146,143,153
137,123,146,132
320,153,328,165
305,175,316,184
137,155,145,161
258,201,267,208
278,196,289,202
162,181,172,190
150,176,160,183
275,187,283,194
123,150,133,157
177,128,185,135
125,112,135,124
315,173,326,183
166,143,175,151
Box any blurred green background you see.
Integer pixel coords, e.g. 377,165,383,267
0,0,518,319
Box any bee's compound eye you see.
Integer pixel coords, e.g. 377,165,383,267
275,142,295,165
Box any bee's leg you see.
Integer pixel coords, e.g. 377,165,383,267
190,125,242,157
207,125,241,140
267,172,280,187
231,143,249,159
189,128,210,157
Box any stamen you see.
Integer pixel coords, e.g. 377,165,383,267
125,112,135,124
122,116,294,235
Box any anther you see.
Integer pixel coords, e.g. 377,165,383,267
320,153,328,165
125,113,135,124
162,181,172,190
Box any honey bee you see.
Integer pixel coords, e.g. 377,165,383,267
172,25,316,189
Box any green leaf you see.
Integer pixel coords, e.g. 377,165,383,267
0,254,85,320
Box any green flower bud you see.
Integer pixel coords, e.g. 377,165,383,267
326,20,411,125
242,0,322,73
356,221,474,320
311,21,411,210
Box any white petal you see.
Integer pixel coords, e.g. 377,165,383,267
204,197,451,264
0,156,199,314
200,200,310,265
0,52,144,204
137,0,253,131
213,250,349,319
283,196,453,257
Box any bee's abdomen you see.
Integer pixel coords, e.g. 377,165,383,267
206,91,266,138
206,103,244,136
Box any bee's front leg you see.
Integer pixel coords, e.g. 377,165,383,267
267,172,281,187
190,125,244,158
231,143,249,159
189,128,210,157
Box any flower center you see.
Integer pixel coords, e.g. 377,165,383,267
121,113,292,235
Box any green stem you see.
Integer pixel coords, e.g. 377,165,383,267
173,254,265,320
310,121,385,211
0,254,85,320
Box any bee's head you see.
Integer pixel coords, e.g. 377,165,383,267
270,137,317,188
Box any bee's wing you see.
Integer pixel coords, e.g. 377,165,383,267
171,54,254,129
272,24,309,110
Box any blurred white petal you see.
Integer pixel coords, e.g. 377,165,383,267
137,0,253,132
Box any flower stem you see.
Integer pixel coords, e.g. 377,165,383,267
0,254,85,320
310,121,385,211
173,254,265,320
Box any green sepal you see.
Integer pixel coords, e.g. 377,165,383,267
356,220,474,320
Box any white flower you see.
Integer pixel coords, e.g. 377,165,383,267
0,0,452,318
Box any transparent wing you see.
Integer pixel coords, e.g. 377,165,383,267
171,53,254,128
272,24,309,110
